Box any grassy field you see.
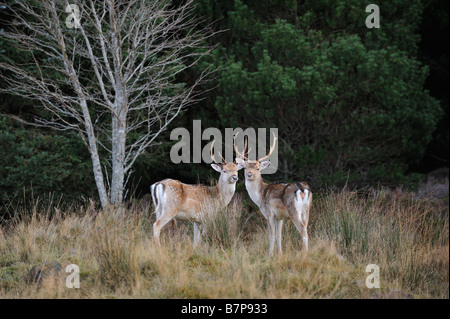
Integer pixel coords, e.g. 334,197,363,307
0,190,448,299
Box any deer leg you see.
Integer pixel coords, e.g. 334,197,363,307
276,219,283,255
267,216,276,257
153,208,176,245
291,212,309,252
300,226,308,252
193,222,202,248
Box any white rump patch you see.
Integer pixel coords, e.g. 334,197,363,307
295,189,310,225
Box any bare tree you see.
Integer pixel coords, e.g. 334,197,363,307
0,0,213,208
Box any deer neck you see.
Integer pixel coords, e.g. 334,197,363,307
245,176,267,208
217,179,235,206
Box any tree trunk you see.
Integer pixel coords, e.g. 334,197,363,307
81,100,109,209
91,142,109,209
110,96,127,205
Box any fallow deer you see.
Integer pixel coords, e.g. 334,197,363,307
151,142,245,246
234,133,312,256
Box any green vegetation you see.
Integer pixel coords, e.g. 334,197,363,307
0,118,96,205
194,0,442,186
0,0,447,205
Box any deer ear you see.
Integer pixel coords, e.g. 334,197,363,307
235,158,246,170
211,164,222,173
260,161,271,170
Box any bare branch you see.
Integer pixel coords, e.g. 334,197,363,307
0,0,215,206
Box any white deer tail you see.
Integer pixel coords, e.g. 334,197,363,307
150,182,165,219
295,187,310,226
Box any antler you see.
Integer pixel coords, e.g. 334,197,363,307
210,140,226,164
257,131,277,162
234,133,249,160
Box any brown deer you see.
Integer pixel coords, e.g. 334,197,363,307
235,133,312,256
151,141,245,246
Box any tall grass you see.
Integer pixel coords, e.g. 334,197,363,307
0,189,448,298
310,191,448,297
200,193,249,250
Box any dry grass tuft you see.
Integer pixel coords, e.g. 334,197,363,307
0,189,448,298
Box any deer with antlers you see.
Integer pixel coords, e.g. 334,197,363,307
151,142,245,246
234,133,312,256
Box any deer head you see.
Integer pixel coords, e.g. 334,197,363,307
234,132,277,182
210,140,244,185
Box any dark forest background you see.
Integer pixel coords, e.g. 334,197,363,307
0,0,448,208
